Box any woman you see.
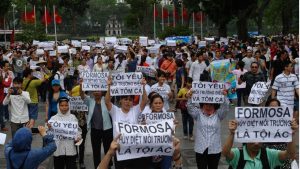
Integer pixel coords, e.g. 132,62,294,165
232,61,248,106
105,77,148,168
45,79,68,122
126,51,138,72
93,56,106,72
77,58,90,75
175,59,186,90
49,97,81,169
151,71,173,111
114,53,127,73
186,89,229,169
73,53,81,69
263,98,292,169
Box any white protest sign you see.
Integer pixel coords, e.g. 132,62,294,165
235,107,293,143
69,48,77,55
0,133,6,145
71,40,81,47
115,45,128,53
32,71,44,80
115,120,174,161
220,37,229,45
81,46,91,51
48,120,79,140
166,40,176,47
105,37,117,45
44,47,54,51
248,81,271,105
110,72,143,96
139,36,148,46
38,42,54,48
68,67,75,76
148,39,156,45
36,49,44,55
57,46,69,53
136,66,156,77
69,96,88,111
192,81,225,103
32,40,39,46
141,112,175,124
198,41,206,48
49,50,56,56
81,72,109,91
151,86,170,100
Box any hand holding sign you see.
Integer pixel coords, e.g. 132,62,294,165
107,77,112,86
141,78,147,86
291,118,298,134
108,134,121,156
228,120,237,135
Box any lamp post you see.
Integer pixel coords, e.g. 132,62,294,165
198,2,203,40
12,3,16,30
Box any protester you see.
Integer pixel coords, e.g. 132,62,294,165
12,50,27,78
80,80,113,169
186,89,229,169
232,61,248,106
188,51,207,81
242,47,255,71
160,52,177,84
3,77,31,137
93,56,106,72
222,118,298,169
5,126,57,169
49,97,82,169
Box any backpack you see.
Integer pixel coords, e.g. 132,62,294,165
228,148,270,169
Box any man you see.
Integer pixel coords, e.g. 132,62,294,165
222,119,298,169
240,62,266,105
22,68,45,128
270,50,290,84
188,51,207,81
3,77,31,137
12,50,27,78
5,126,57,169
80,80,113,169
242,47,256,71
272,62,299,107
160,52,177,84
54,63,66,91
185,52,196,74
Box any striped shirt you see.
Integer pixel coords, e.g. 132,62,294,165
272,73,299,106
187,98,229,154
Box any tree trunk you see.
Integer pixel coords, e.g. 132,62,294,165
256,16,263,35
218,22,227,37
281,0,293,34
237,17,248,42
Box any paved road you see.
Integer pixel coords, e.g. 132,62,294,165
0,102,298,169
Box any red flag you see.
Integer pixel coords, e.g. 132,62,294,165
195,12,204,22
162,8,168,19
22,10,35,23
183,8,188,20
10,29,15,49
42,8,52,25
54,8,62,24
154,5,159,17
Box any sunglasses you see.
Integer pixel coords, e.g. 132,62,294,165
251,66,258,68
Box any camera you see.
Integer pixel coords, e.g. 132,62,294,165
11,87,19,95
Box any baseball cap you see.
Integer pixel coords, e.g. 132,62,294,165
51,79,60,86
247,46,253,51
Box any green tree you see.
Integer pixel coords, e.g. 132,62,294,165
16,23,47,43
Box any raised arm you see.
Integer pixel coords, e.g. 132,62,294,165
139,78,148,112
98,134,121,169
222,120,237,160
186,90,199,119
105,77,113,111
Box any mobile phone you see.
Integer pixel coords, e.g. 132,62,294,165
31,128,39,134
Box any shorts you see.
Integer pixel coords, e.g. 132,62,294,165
28,103,38,120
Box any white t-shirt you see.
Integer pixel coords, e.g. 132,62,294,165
109,104,141,124
151,83,171,111
232,69,248,88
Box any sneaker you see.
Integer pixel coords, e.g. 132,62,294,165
189,136,194,141
183,135,188,140
80,163,86,169
1,127,9,132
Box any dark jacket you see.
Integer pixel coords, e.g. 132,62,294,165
5,127,57,169
242,71,266,95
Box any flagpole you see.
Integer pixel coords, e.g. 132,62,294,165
173,4,175,28
200,11,203,40
45,6,48,34
153,3,156,39
168,11,170,27
181,4,183,25
25,5,27,23
4,17,6,49
192,12,195,35
161,5,164,31
34,5,36,28
53,5,57,48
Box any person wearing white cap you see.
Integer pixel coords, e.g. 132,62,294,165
242,47,255,71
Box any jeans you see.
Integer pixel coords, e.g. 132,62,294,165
11,122,27,138
196,149,221,169
78,124,87,164
236,88,246,107
14,72,23,78
28,103,38,120
91,128,113,169
181,109,194,136
54,155,77,169
0,104,4,128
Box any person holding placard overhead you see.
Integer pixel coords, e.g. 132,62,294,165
185,88,229,169
222,118,298,169
105,76,148,168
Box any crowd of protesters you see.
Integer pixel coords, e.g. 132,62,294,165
0,34,299,169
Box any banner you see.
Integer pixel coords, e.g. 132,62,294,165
136,66,156,77
115,120,174,161
140,112,175,124
48,120,79,140
248,82,271,105
139,36,148,46
68,67,75,76
69,96,88,111
235,107,293,143
165,36,192,44
192,81,225,103
210,59,237,99
57,46,69,53
151,86,170,100
110,72,143,96
81,72,109,91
